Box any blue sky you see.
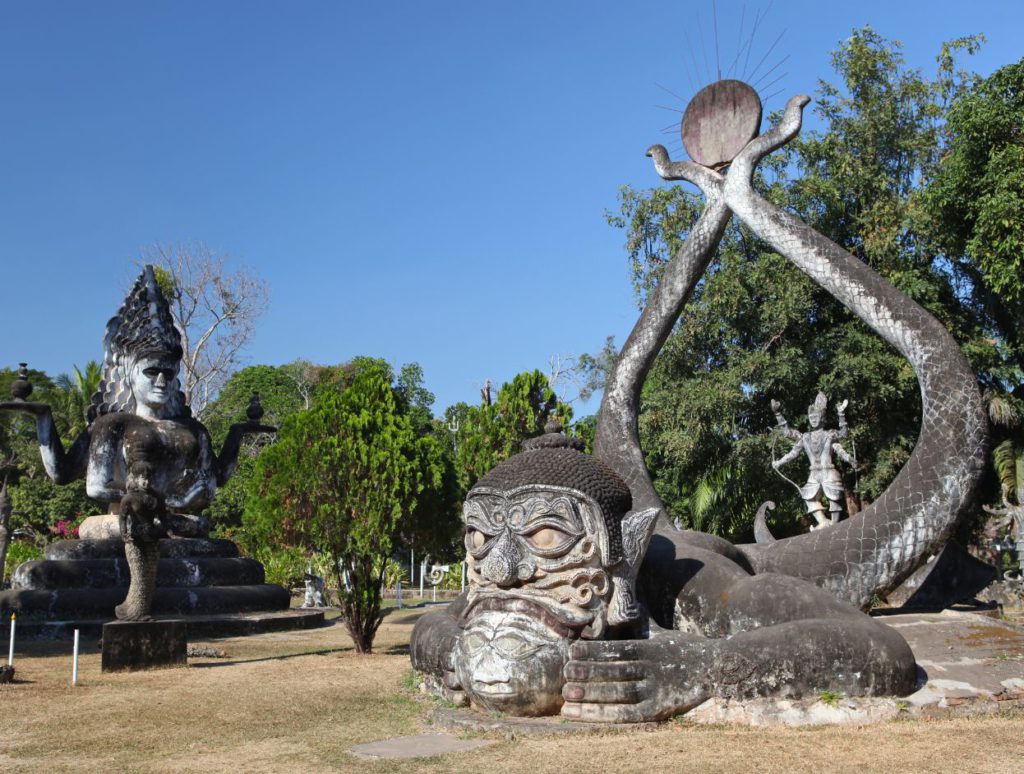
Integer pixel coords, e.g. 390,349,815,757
2,1,1021,417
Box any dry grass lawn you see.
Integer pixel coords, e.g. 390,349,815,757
1,606,1021,773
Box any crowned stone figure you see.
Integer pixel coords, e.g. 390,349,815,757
771,393,856,529
1,266,273,621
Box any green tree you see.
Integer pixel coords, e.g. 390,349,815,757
449,370,571,495
246,365,447,653
604,28,1015,540
920,58,1024,518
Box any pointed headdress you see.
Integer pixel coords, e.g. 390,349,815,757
88,266,187,420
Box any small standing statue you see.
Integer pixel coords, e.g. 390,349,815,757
983,484,1024,577
0,267,274,621
771,392,856,529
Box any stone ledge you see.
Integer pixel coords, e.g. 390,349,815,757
101,619,187,672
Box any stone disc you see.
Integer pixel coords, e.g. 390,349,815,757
681,80,762,169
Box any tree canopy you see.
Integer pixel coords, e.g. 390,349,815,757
604,29,1023,540
245,364,449,652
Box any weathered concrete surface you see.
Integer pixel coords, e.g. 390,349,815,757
685,609,1024,725
431,706,657,736
348,734,494,760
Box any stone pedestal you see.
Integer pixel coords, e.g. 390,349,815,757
101,619,187,672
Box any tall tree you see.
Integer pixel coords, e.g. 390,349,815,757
449,370,572,495
921,57,1024,517
604,28,1015,540
245,365,448,653
141,242,269,416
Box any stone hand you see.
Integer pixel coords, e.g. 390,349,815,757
231,420,277,436
837,399,849,413
561,631,710,723
770,399,781,413
0,400,51,417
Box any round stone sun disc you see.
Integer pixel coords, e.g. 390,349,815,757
681,80,763,169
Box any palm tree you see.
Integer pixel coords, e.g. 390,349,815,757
50,361,102,440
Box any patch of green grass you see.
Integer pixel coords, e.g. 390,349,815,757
819,690,842,707
402,668,421,691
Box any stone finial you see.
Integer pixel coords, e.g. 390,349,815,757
246,393,265,422
11,363,32,400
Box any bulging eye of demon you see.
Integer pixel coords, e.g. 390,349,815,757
524,525,577,555
465,527,490,553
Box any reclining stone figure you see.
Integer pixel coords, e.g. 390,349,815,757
411,80,987,721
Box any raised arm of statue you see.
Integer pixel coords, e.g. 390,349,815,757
0,366,89,485
770,398,801,440
836,399,850,439
214,394,277,486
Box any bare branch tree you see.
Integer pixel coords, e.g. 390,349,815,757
547,353,582,404
138,242,269,417
282,359,317,410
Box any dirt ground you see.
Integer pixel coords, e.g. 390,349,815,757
1,606,1021,774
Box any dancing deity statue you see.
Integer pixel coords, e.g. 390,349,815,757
412,79,987,721
771,393,856,529
0,266,273,620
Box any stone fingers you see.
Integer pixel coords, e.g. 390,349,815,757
563,659,645,682
560,699,649,724
569,638,642,661
562,679,644,703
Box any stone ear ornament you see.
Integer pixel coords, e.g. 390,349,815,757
606,507,660,628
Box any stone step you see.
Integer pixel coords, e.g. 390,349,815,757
45,538,240,561
0,584,291,619
0,608,324,640
11,557,265,590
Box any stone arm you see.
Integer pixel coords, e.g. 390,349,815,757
772,438,804,469
836,399,850,439
410,591,469,703
85,418,126,504
832,441,856,467
0,400,89,485
215,419,276,486
166,426,218,512
769,399,801,441
561,615,915,722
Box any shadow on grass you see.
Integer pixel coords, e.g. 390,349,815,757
190,646,353,668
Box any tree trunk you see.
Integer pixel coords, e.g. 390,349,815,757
0,482,11,588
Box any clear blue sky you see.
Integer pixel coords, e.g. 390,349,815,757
2,1,1021,417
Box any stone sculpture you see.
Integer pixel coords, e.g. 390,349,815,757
0,266,273,621
983,484,1024,575
411,80,987,721
302,571,327,608
770,393,856,529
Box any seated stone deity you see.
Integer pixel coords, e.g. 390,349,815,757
1,266,272,620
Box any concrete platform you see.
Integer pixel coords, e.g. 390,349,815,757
0,608,324,640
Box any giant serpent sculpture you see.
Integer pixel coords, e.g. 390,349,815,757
411,81,987,722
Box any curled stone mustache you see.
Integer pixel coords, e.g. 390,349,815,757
460,591,595,638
